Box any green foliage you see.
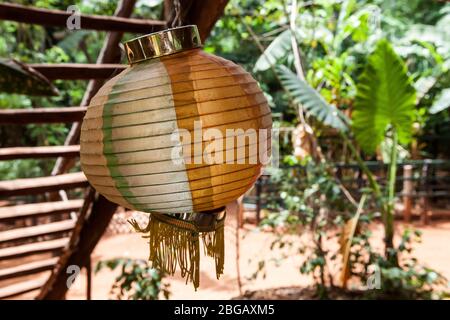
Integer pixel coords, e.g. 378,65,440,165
277,65,350,131
254,30,293,72
95,258,170,300
352,39,416,154
0,159,46,180
429,88,450,114
259,157,355,298
363,229,448,300
261,159,448,299
241,0,450,300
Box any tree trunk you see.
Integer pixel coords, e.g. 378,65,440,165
385,130,398,262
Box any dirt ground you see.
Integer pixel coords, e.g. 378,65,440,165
66,211,450,300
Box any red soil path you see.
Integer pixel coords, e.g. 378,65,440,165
66,211,450,300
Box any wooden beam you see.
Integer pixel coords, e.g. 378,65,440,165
0,107,86,124
0,200,83,221
0,146,80,161
0,3,165,33
37,188,96,298
165,0,229,42
52,0,137,178
189,0,229,41
28,63,126,80
0,220,75,244
38,195,117,299
0,172,88,197
0,276,47,299
0,258,58,281
86,256,92,300
0,238,68,261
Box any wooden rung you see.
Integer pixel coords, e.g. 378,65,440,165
29,63,126,80
0,107,86,124
0,276,47,299
0,257,58,281
0,238,69,261
0,220,75,244
0,172,88,197
0,146,80,161
0,3,165,33
0,200,84,221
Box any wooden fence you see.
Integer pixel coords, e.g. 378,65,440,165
246,159,450,224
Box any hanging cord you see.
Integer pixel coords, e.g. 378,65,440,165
171,0,183,28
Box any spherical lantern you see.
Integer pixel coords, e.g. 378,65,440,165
80,25,272,214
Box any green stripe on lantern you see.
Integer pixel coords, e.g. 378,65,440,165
100,59,194,213
101,67,140,210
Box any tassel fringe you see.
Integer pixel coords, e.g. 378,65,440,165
128,212,225,290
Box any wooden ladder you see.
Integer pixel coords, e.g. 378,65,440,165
0,109,88,299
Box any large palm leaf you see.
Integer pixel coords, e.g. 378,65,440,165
352,39,416,154
254,29,293,72
277,65,350,131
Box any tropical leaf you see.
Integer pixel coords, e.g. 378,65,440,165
57,30,91,53
254,29,293,72
277,65,350,131
404,22,450,53
414,76,438,103
429,88,450,114
380,137,410,163
352,39,416,154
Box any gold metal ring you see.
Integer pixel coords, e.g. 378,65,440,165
124,25,202,64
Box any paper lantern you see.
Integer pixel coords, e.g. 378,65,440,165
80,25,272,214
